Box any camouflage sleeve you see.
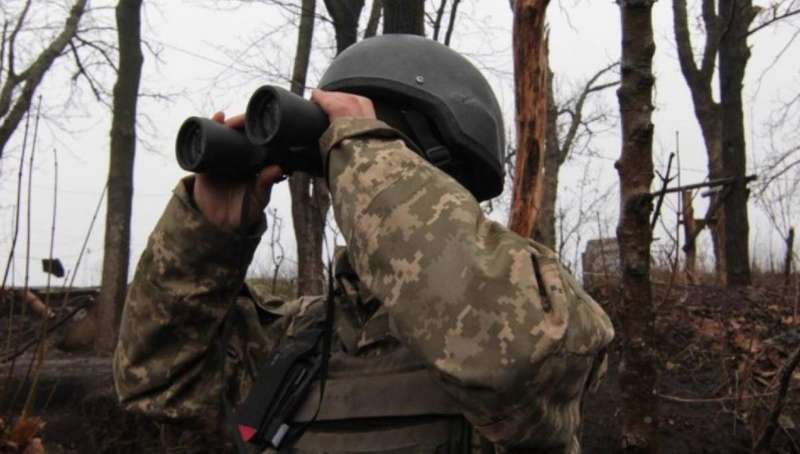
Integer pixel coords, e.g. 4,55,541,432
112,176,264,428
320,118,615,451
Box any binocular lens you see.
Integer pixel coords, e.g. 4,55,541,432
176,120,204,170
246,88,281,145
189,125,203,164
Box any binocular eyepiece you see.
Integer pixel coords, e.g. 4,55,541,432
175,86,330,178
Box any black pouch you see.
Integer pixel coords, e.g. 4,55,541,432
235,265,335,452
235,325,325,449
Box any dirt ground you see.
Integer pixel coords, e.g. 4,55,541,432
1,279,799,453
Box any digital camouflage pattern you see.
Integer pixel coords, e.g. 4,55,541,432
114,118,614,453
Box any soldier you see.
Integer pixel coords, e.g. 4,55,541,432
113,35,614,453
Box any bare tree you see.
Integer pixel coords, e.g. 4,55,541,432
671,0,727,280
0,0,89,161
383,0,425,35
508,0,550,239
756,169,797,283
616,0,659,450
95,0,144,354
428,0,462,45
719,0,760,286
672,0,799,286
534,62,618,249
287,0,366,296
287,0,326,296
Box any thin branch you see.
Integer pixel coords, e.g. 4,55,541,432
73,34,119,72
699,0,719,81
68,40,103,101
0,0,89,160
432,0,447,41
753,345,800,452
558,61,619,163
748,5,800,36
7,0,33,79
443,0,461,46
0,20,8,81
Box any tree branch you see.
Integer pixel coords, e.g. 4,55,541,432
363,0,382,39
753,345,800,452
0,20,8,83
7,0,33,79
68,40,103,101
444,0,462,46
748,2,800,36
432,0,447,41
672,0,700,84
558,61,619,163
73,34,119,72
699,0,719,82
0,0,89,160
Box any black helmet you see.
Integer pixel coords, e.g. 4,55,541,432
318,34,505,201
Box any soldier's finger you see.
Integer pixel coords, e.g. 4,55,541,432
357,96,376,118
225,113,246,130
211,111,225,123
253,165,285,208
311,89,336,113
257,165,285,189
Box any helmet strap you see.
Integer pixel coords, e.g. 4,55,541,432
400,110,453,169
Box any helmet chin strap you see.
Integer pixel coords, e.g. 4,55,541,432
399,110,453,169
373,100,461,179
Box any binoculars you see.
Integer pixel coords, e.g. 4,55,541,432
175,86,330,178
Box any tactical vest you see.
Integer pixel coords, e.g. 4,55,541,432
288,334,471,453
240,260,480,454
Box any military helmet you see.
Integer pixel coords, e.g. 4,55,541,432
318,34,506,201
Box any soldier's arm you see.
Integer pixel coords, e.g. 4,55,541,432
322,118,615,450
112,177,264,428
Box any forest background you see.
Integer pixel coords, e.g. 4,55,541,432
0,0,796,289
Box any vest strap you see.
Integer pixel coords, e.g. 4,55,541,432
293,369,461,422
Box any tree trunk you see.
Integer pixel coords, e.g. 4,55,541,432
671,0,727,281
0,0,88,161
534,68,558,249
382,0,425,35
692,95,727,281
719,0,755,287
364,0,383,39
288,0,364,297
95,0,144,354
508,0,549,239
289,0,323,296
288,175,328,296
325,0,364,52
616,0,659,451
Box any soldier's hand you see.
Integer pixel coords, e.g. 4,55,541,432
193,111,285,232
311,89,376,121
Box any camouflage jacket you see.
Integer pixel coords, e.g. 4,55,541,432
113,118,615,453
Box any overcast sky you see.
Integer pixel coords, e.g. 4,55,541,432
1,0,798,288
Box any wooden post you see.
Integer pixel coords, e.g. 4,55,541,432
681,189,697,284
785,227,795,290
507,0,549,238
